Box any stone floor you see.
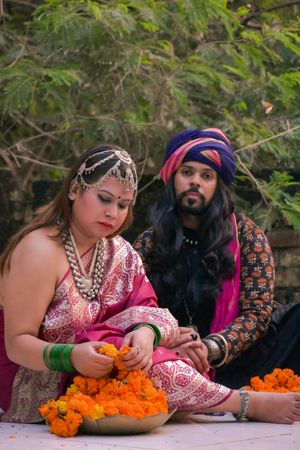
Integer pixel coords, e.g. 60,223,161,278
1,413,300,450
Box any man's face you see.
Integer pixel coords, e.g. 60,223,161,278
174,161,218,216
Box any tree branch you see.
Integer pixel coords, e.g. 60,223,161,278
3,0,38,9
235,124,300,154
21,138,51,190
241,2,300,26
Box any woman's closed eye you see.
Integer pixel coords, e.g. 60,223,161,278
98,194,111,204
118,202,129,211
98,194,130,211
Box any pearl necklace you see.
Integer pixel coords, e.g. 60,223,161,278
183,235,199,247
64,230,105,301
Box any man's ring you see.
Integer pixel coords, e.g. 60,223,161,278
191,333,198,341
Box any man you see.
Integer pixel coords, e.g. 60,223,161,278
134,128,300,388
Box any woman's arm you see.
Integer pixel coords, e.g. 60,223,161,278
2,229,114,378
2,229,60,370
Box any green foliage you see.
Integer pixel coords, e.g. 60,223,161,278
0,0,300,230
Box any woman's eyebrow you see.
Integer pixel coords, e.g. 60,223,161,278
98,189,133,203
97,189,114,197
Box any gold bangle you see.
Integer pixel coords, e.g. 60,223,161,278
206,333,228,368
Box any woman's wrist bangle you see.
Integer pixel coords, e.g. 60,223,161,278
43,343,76,373
133,323,161,347
233,387,249,422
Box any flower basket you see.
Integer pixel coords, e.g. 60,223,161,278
82,411,173,435
40,344,171,437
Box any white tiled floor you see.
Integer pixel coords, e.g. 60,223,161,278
1,414,300,450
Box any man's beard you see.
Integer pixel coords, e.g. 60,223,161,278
176,187,208,216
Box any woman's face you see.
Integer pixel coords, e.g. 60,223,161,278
70,176,134,240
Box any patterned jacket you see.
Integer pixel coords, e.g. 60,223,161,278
133,215,276,364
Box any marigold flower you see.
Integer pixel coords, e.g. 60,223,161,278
246,368,300,393
39,343,168,438
56,400,68,415
99,343,119,358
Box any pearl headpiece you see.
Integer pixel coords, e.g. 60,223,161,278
76,149,138,204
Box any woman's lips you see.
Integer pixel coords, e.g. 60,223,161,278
98,222,113,229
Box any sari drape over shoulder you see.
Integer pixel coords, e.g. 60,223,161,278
0,236,231,423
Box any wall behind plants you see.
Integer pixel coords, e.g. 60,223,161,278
0,175,299,306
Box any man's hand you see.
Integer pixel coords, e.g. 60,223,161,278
170,327,210,373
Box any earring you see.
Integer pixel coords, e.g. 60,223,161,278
68,180,79,200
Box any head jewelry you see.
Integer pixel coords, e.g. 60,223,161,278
160,128,236,185
76,149,138,204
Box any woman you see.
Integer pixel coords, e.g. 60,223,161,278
0,144,300,425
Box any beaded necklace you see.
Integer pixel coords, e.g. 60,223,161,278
183,235,199,247
64,230,105,301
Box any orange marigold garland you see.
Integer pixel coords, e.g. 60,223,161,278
39,344,168,438
245,368,300,393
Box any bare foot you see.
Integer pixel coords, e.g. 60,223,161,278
247,391,300,424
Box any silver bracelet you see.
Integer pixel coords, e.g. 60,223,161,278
202,338,222,364
233,387,249,422
206,333,229,368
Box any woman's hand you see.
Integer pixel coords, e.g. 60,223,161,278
121,327,155,373
71,341,114,378
170,327,210,374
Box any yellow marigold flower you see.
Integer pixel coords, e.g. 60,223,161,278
89,404,105,420
66,384,78,395
99,343,118,358
56,400,68,415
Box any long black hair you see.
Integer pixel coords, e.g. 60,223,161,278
145,177,236,334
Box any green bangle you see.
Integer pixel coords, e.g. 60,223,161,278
61,344,76,373
43,344,51,370
42,343,76,373
133,323,161,347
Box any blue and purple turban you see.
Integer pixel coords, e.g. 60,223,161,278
160,128,236,185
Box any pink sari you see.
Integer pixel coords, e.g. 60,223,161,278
0,236,231,423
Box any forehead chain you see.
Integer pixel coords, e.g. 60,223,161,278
76,149,138,203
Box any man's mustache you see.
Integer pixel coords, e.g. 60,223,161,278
177,187,204,201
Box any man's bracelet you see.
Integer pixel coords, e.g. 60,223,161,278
133,323,161,347
202,338,222,364
203,333,228,367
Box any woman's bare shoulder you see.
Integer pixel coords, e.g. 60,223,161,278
9,226,63,274
1,227,64,307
